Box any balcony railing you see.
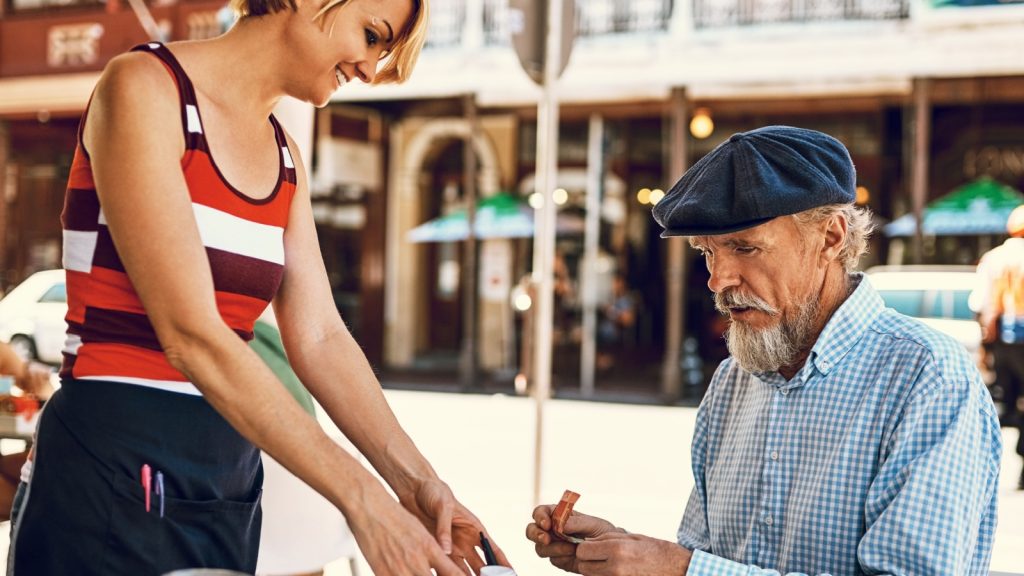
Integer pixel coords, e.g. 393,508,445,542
432,0,908,50
576,0,673,36
426,0,466,48
693,0,909,28
482,0,673,46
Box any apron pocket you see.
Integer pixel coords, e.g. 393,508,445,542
104,471,262,575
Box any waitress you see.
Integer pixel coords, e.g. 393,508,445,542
7,0,508,574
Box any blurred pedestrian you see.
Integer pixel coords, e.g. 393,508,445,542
7,1,511,575
0,342,52,522
596,274,636,372
973,204,1024,489
527,126,1000,575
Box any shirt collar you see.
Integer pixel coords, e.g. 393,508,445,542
807,273,883,377
748,274,882,388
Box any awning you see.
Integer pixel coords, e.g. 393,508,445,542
407,192,584,243
884,177,1024,237
0,72,100,117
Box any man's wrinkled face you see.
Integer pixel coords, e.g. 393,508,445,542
692,216,825,373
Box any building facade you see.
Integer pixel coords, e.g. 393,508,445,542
2,0,1023,395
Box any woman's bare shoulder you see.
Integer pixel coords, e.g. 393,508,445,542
92,50,179,112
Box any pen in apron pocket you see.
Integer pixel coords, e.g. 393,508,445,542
155,470,165,518
141,464,152,513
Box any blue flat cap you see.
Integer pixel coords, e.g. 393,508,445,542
653,125,856,237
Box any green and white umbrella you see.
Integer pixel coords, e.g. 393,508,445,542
408,192,583,243
885,177,1024,237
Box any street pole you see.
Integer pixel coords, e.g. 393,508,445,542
911,77,931,264
661,87,689,403
532,0,564,509
580,114,604,398
460,93,480,391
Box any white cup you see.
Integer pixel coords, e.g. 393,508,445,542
479,567,517,576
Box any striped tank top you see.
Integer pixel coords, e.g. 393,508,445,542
59,42,297,395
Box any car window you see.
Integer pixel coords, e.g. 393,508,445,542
878,288,974,321
921,289,973,320
877,290,923,317
38,283,66,304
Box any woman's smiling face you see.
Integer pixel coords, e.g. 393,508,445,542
289,0,414,106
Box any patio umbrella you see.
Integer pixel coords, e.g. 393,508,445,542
407,192,584,243
885,177,1024,237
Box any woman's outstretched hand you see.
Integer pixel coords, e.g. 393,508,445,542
401,478,512,574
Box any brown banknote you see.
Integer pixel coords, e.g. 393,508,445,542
551,490,584,544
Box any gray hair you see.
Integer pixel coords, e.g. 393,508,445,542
792,203,875,273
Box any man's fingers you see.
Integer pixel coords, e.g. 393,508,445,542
577,559,611,576
534,539,577,559
525,522,550,545
575,540,612,562
532,505,554,531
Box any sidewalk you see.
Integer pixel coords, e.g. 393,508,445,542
0,389,1020,574
326,389,1024,575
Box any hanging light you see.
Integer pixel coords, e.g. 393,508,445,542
552,188,569,205
528,192,544,209
690,108,714,139
649,188,665,205
636,188,652,205
856,186,870,205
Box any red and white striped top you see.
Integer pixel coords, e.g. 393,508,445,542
60,42,297,395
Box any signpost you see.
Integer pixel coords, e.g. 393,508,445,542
509,0,576,507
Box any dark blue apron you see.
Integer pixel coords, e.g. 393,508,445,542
8,378,262,575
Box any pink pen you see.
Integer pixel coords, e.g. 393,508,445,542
141,464,152,513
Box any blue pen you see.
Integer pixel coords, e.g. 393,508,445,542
155,471,165,518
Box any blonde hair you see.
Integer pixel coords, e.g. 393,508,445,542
315,0,429,85
230,0,296,17
230,0,427,84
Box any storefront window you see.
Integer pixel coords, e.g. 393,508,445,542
8,0,102,12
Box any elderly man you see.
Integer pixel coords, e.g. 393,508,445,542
526,126,1001,575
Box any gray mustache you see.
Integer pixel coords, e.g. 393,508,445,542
714,290,779,316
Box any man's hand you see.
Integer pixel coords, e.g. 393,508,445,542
525,504,623,573
576,532,692,576
400,478,511,574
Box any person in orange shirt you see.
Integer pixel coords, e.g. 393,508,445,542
974,204,1024,489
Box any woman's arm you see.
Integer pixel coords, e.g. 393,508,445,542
273,134,509,572
85,53,464,576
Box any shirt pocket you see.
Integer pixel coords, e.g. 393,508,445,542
105,470,262,575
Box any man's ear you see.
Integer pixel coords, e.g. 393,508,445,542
820,213,848,265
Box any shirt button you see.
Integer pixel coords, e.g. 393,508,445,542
770,451,779,461
780,389,790,396
764,515,774,526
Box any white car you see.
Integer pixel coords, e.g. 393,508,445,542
0,269,68,365
864,265,981,360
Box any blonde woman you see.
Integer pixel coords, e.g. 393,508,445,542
7,1,509,575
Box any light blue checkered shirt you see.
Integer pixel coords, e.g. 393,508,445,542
678,274,1001,576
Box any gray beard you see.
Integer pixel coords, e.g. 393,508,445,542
724,296,820,374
